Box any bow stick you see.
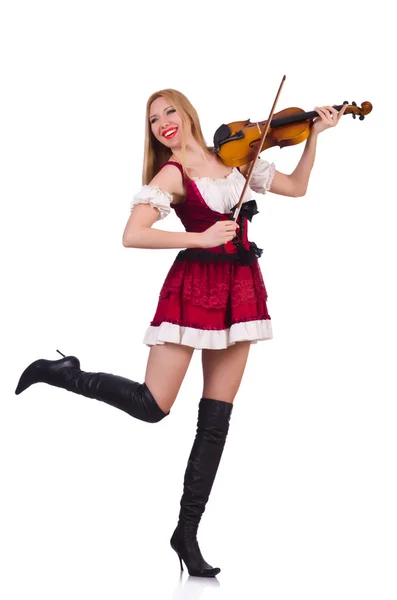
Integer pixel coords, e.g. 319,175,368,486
232,75,286,222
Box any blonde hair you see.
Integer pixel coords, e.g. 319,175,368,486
142,88,213,185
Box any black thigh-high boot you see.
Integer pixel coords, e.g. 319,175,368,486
170,397,233,577
15,350,169,423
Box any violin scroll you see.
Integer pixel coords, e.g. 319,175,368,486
343,101,373,120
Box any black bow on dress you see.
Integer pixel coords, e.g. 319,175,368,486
226,199,263,265
230,199,259,222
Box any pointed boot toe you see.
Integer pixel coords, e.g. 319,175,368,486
15,354,81,395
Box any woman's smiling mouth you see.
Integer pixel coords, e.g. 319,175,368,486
162,127,178,139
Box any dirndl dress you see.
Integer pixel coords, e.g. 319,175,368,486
130,158,276,350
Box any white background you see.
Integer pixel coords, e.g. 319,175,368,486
1,1,396,599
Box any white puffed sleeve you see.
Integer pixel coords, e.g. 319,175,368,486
130,185,173,220
249,158,276,194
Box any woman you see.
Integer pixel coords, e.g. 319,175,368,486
15,89,347,577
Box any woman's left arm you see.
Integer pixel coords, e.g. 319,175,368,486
266,103,349,198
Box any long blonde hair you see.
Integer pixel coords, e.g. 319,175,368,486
142,89,213,185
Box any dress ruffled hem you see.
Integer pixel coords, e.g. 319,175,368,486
143,319,273,350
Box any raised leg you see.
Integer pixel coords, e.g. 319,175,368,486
15,342,195,423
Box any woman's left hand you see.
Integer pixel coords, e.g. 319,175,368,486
311,103,348,135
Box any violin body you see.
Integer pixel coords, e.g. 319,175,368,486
214,102,373,167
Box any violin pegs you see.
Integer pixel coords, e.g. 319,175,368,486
352,113,356,119
343,100,349,105
352,101,357,106
359,115,365,121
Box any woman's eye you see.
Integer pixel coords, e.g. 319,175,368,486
167,109,176,115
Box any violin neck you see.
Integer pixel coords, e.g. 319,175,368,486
270,105,346,128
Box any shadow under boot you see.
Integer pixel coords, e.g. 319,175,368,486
15,350,168,423
170,396,233,577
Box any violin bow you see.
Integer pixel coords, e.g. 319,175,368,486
232,75,286,221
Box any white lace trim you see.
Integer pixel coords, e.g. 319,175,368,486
130,159,275,219
192,169,252,213
191,159,276,213
143,320,273,349
250,158,276,194
130,185,173,220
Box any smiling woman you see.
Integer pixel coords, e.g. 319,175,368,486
142,90,215,185
15,86,347,580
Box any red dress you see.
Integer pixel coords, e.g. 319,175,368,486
143,160,273,349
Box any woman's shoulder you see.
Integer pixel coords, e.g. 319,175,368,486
160,159,184,174
148,162,185,200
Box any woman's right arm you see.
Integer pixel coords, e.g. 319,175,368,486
122,208,202,249
123,165,239,249
122,165,202,249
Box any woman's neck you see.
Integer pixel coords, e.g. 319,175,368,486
170,140,213,167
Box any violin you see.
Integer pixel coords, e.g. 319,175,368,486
214,101,373,167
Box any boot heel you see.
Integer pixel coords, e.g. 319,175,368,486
177,554,184,571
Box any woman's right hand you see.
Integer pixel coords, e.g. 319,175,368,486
199,220,239,249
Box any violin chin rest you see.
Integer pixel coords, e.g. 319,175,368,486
213,124,231,152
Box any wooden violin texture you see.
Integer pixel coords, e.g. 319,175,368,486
214,101,373,167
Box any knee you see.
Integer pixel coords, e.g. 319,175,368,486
141,383,171,423
147,407,170,423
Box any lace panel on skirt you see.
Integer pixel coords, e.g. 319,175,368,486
158,261,268,309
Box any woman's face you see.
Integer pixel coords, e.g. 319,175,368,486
149,96,186,149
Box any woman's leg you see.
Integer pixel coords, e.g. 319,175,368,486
201,340,251,404
171,341,251,576
15,342,195,422
144,343,195,413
